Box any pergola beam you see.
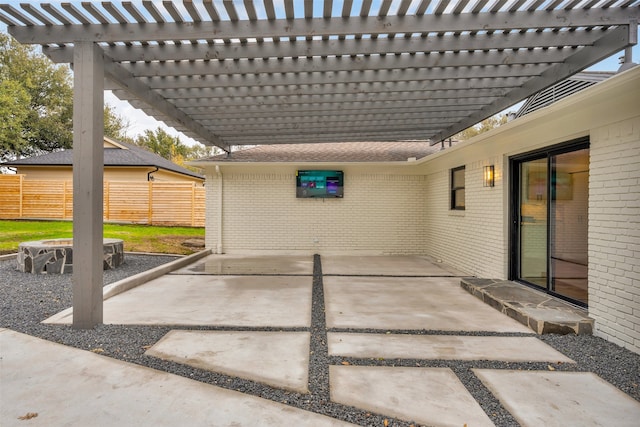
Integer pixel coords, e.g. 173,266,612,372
114,49,573,77
113,89,503,108
429,23,636,142
43,29,606,63
141,78,527,100
9,8,636,44
102,66,546,90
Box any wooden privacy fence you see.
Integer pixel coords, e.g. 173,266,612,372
0,175,205,227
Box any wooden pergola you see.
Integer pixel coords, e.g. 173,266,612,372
2,0,638,328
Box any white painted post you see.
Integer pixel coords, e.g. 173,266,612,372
72,42,104,329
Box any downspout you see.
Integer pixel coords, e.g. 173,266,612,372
215,165,223,254
147,167,159,181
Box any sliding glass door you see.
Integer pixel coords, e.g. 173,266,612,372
519,157,548,287
512,140,589,306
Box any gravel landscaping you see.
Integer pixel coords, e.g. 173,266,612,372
1,254,639,426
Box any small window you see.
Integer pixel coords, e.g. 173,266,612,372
451,166,465,210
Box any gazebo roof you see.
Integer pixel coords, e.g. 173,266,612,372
2,0,638,152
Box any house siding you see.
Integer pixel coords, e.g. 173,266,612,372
15,166,203,184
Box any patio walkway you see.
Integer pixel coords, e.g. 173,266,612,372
3,255,640,426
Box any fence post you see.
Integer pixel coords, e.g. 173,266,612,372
19,174,24,218
148,181,153,225
62,181,67,219
104,181,110,220
191,183,196,227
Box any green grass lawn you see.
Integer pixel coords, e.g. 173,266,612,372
0,220,204,255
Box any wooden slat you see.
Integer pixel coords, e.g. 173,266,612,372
0,177,203,227
0,175,23,218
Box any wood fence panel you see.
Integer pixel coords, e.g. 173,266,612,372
193,187,205,227
0,175,22,219
22,180,66,219
0,175,204,227
151,182,198,226
105,181,150,224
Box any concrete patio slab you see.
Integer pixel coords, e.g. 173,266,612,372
321,255,465,276
171,254,314,275
0,329,352,427
327,333,574,363
146,330,311,393
46,275,312,327
324,276,532,332
330,365,493,427
473,369,640,427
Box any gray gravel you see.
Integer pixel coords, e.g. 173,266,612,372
1,254,639,427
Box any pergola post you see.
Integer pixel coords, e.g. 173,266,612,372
72,41,104,329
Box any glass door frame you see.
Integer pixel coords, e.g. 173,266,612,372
509,137,590,307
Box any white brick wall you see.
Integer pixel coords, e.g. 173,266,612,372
424,157,506,278
589,116,640,352
206,170,428,255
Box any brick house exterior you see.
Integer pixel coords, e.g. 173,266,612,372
194,67,640,354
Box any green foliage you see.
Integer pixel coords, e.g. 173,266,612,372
104,104,133,143
454,114,509,141
0,80,30,156
135,128,188,162
134,127,221,172
0,33,73,161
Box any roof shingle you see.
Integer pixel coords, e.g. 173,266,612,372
196,141,448,163
3,140,203,180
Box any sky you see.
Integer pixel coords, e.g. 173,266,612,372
1,0,638,147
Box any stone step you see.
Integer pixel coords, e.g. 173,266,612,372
460,278,594,335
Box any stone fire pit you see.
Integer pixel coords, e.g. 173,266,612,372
17,238,124,274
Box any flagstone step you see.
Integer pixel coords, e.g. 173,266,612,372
461,278,594,335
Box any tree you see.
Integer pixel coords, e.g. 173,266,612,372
135,128,190,162
454,114,509,141
104,104,132,142
0,33,73,161
134,127,223,173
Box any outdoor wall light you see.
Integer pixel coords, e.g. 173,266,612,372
483,165,495,187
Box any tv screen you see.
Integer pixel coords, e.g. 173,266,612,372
296,170,344,198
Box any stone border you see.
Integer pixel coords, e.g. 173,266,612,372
17,238,124,274
461,278,594,335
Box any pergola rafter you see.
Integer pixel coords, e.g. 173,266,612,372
3,1,638,148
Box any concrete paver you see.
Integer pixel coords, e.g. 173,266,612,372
322,255,465,276
328,333,575,363
45,275,312,327
324,276,532,332
0,329,352,427
171,254,314,275
473,369,640,427
146,330,311,393
330,365,494,427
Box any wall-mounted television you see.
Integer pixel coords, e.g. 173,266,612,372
296,170,344,198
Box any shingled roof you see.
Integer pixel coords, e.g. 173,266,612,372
195,140,455,164
3,139,204,180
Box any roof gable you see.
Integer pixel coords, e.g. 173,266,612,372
2,138,204,180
